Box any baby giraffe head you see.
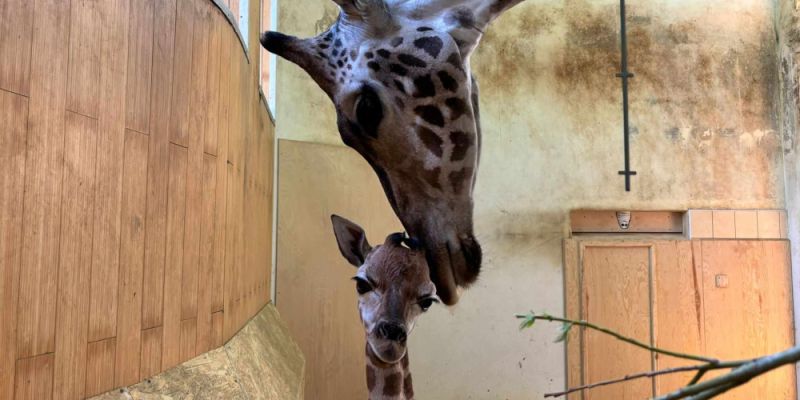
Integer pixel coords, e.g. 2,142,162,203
331,215,439,366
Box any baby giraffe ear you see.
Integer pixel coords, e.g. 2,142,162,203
331,215,372,267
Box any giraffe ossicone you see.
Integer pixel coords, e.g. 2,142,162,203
262,0,526,305
331,215,439,400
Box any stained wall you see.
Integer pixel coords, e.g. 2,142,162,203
0,0,274,399
275,0,784,398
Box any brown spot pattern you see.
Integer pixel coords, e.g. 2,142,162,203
404,374,414,398
399,53,427,68
413,75,436,98
445,97,468,120
383,373,403,396
366,366,377,391
415,106,445,127
418,127,444,157
449,131,471,161
449,167,472,193
414,36,444,58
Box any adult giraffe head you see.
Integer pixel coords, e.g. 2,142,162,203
262,0,525,305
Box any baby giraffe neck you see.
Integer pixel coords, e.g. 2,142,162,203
365,343,413,400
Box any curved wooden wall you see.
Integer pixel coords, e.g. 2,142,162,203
0,0,274,399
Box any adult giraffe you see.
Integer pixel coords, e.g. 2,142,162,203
261,0,526,305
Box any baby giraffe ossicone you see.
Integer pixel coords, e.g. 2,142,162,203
331,215,440,400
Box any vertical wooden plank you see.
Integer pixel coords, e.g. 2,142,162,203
14,354,54,400
65,0,102,118
562,240,581,400
180,318,198,361
88,0,131,342
17,0,71,358
211,31,233,314
85,338,116,397
653,241,704,395
760,241,796,399
583,245,652,400
53,112,98,400
162,144,188,370
204,17,223,156
0,91,28,400
140,327,163,379
197,154,218,354
168,0,195,147
114,130,149,387
711,210,735,239
125,0,155,134
141,0,178,330
181,2,212,323
224,55,246,341
0,0,34,95
734,210,758,239
211,311,224,349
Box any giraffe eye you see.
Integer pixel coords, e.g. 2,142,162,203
419,297,438,311
354,85,383,137
353,277,373,295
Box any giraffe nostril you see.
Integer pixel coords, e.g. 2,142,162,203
378,322,407,343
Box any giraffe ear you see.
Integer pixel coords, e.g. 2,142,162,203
331,215,373,267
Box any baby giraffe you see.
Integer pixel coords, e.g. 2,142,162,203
331,215,440,400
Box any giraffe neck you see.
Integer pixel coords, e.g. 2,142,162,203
365,343,413,400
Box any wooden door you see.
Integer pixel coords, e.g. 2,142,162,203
565,239,796,399
583,245,654,399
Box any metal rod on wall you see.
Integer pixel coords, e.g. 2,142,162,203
616,0,637,191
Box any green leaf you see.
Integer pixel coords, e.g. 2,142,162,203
555,322,574,343
518,313,536,331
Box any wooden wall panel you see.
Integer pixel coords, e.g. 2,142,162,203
211,31,233,314
88,0,131,343
14,354,54,400
53,112,97,400
162,145,188,370
114,131,149,387
85,339,115,397
140,327,163,380
168,0,195,148
180,319,198,361
0,0,33,95
16,0,71,358
0,91,29,400
204,19,223,156
702,241,796,399
65,0,101,118
0,0,275,398
197,154,218,354
181,2,212,322
141,0,178,331
125,0,155,134
582,245,653,400
653,241,704,395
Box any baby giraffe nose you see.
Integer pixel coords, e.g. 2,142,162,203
377,321,407,343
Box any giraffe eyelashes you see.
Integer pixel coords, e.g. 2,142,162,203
418,297,438,312
353,276,374,295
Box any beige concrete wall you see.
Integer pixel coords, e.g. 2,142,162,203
275,1,784,398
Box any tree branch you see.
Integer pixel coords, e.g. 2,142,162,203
516,312,719,363
518,312,800,400
654,345,800,400
543,364,736,398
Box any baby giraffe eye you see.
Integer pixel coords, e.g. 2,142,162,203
353,277,373,295
418,297,439,312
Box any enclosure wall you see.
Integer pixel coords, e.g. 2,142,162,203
0,0,274,399
275,0,786,398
